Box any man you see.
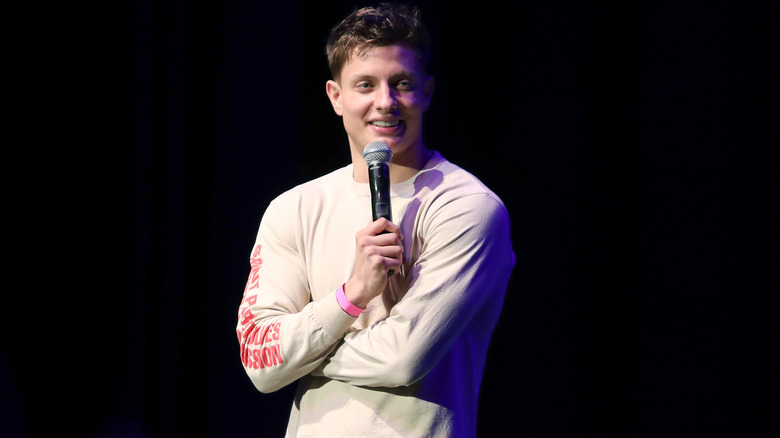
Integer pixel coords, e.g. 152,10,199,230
237,4,515,437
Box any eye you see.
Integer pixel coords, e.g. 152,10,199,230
356,82,373,91
396,80,412,90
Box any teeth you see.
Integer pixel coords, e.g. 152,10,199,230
371,121,400,127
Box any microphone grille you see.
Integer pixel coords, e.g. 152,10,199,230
362,141,393,165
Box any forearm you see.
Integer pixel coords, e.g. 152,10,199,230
314,259,509,387
238,286,356,393
314,195,515,387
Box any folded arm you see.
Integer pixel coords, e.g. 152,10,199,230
314,194,515,387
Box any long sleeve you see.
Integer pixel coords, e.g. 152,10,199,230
236,197,356,394
314,192,515,387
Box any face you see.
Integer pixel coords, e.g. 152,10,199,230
326,44,434,165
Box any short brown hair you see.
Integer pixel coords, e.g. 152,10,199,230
326,3,432,81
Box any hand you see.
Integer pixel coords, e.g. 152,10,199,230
345,218,404,308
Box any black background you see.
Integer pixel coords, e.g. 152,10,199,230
3,0,778,437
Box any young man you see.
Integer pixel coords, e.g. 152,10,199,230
237,4,515,437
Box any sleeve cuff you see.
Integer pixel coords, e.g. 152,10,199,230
311,287,357,340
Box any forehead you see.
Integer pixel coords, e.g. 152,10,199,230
341,45,424,80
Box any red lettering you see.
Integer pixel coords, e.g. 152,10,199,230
240,321,256,345
270,344,283,365
259,348,269,367
240,307,254,327
264,326,275,343
247,323,268,346
245,245,264,292
242,294,257,307
250,244,262,260
241,343,250,367
252,349,263,369
244,272,259,293
260,345,283,368
243,322,281,346
241,344,283,370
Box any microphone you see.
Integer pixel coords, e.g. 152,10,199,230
362,141,393,223
363,141,395,276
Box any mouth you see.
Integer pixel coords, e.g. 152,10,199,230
368,120,402,128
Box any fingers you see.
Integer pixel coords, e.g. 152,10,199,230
365,243,404,270
349,218,405,304
355,230,404,270
355,218,404,266
361,217,403,241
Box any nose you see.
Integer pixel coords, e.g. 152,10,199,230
375,83,397,112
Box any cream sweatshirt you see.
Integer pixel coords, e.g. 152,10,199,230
237,152,515,437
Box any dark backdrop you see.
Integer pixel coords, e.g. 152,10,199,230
3,0,777,437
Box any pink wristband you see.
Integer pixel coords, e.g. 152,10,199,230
336,283,364,317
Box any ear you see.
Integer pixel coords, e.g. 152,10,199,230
422,76,435,111
325,80,343,116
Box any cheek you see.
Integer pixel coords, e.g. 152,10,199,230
341,93,371,117
401,97,427,118
405,90,430,109
343,102,364,119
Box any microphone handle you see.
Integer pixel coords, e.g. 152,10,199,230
368,162,394,276
368,163,392,222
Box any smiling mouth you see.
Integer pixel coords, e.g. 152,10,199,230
369,120,402,127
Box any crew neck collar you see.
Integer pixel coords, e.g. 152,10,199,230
348,150,444,198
